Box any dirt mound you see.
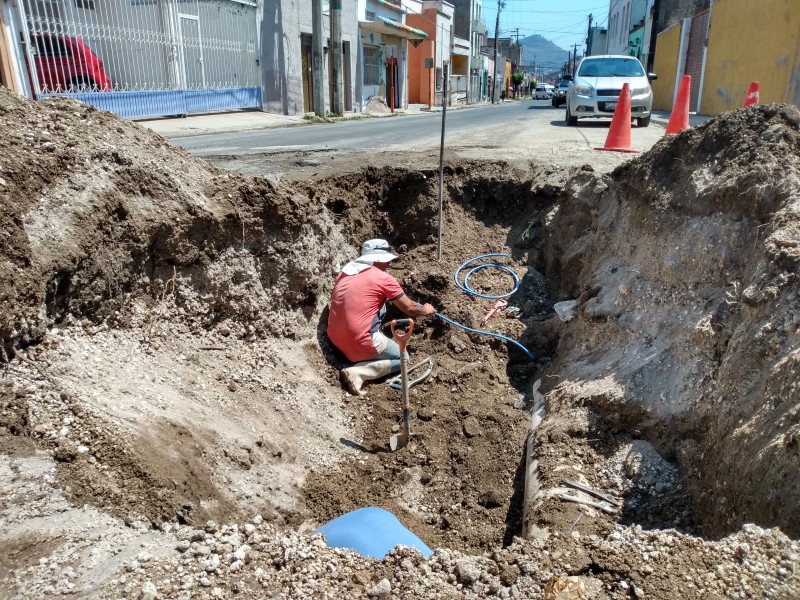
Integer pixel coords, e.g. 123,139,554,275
535,104,800,538
0,88,356,530
0,89,346,356
1,85,798,600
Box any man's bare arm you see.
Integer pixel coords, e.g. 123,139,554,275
392,294,436,317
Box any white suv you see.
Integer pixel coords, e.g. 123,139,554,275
564,55,657,127
534,84,554,99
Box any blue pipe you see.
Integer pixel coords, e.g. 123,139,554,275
432,253,540,365
434,311,540,364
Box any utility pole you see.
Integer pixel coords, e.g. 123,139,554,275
437,61,448,261
331,0,344,115
586,13,593,56
311,0,325,117
491,0,502,104
646,0,661,72
572,43,578,77
511,28,522,71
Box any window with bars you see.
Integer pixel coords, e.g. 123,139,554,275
363,45,381,85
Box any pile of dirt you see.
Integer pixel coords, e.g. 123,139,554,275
532,104,800,539
0,87,359,532
1,85,799,600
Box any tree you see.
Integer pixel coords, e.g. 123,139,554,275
511,71,525,99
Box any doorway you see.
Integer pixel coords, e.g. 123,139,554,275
177,2,205,89
301,35,313,113
385,57,398,111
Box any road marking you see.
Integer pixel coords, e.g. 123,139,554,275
248,145,313,151
193,146,240,153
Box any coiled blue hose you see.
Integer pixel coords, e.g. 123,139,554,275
454,253,520,299
433,253,540,365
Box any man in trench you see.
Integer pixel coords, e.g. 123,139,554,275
327,239,436,396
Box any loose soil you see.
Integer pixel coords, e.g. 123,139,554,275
1,88,798,600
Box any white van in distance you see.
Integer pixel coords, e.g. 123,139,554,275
534,84,555,99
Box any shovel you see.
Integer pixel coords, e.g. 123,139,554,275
388,318,414,452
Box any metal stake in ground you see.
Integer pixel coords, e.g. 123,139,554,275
437,63,448,261
389,318,414,452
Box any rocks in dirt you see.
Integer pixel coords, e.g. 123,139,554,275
363,97,392,115
539,104,800,540
477,489,504,509
3,445,799,598
416,407,435,421
448,335,467,354
462,416,482,438
367,578,391,597
455,559,480,584
498,563,520,586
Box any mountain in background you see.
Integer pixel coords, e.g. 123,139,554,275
519,34,573,76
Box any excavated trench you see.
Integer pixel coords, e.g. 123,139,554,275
293,115,800,549
1,89,798,589
297,165,702,553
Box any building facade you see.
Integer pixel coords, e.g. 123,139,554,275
406,0,452,107
262,0,360,116
2,0,498,118
607,0,650,59
449,0,486,104
651,0,799,115
7,0,265,118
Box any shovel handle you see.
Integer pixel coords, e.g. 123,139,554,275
390,318,414,353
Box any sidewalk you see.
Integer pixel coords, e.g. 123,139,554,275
651,110,713,128
137,110,308,138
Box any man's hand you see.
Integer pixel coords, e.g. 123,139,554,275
418,303,436,316
394,295,437,317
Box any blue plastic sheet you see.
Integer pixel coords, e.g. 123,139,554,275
313,507,433,559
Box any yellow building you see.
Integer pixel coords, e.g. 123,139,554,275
701,0,800,114
651,22,682,112
652,0,800,116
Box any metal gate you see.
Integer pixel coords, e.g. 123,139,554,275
18,0,261,119
684,9,710,113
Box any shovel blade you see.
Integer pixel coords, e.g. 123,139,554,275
389,432,409,452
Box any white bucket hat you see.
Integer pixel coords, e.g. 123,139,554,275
341,239,398,275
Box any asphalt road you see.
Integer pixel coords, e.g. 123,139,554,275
172,99,666,159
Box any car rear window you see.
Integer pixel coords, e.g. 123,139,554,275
33,36,72,58
579,59,644,78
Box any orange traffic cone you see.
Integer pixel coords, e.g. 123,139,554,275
595,83,639,153
666,74,691,135
743,81,760,107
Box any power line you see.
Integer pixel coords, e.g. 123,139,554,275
483,0,612,66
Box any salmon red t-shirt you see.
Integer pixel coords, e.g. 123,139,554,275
327,267,405,362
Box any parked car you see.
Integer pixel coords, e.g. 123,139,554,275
551,80,570,107
534,84,554,100
30,33,112,93
564,55,656,127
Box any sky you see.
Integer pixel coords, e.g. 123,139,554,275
481,0,612,52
